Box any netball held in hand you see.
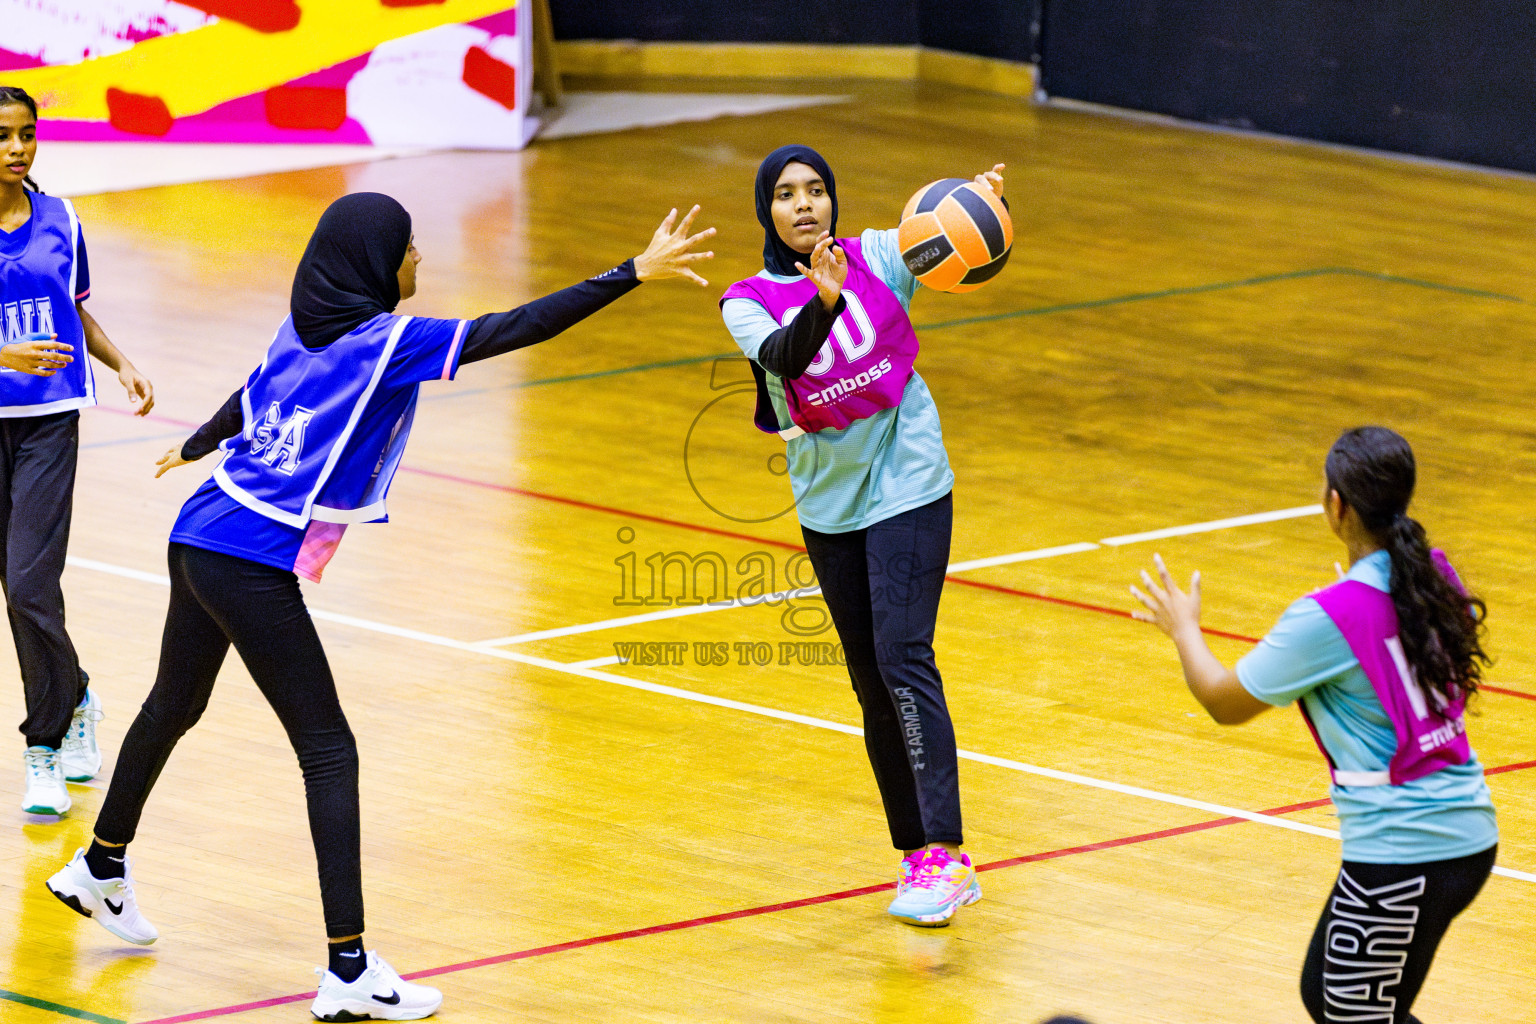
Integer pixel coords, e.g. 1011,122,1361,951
897,176,1012,293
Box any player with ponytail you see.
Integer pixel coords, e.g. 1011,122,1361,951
0,85,154,818
1129,425,1498,1023
1325,428,1488,713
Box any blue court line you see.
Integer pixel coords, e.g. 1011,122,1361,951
0,988,124,1024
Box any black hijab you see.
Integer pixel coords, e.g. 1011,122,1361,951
290,192,412,348
754,145,838,276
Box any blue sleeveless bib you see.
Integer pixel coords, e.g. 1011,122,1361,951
0,194,95,415
214,313,418,529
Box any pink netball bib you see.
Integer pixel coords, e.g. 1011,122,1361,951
1304,550,1473,786
722,237,918,435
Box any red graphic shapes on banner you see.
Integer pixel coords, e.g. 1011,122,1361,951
105,88,174,136
462,45,517,109
176,0,302,33
265,86,348,130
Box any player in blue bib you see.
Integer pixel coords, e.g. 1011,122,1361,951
0,87,155,818
1129,427,1497,1024
45,191,714,1019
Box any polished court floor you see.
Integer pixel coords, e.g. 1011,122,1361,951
1,78,1535,1023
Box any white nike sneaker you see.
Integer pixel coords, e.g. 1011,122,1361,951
311,951,443,1021
61,688,103,782
22,745,70,815
46,848,158,945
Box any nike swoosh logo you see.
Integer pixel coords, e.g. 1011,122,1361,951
373,991,401,1006
104,899,123,915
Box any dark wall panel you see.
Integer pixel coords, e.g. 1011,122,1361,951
1038,0,1536,174
551,0,917,45
919,2,1037,63
550,1,1038,61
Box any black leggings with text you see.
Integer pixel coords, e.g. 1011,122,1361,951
801,492,961,851
1300,845,1496,1024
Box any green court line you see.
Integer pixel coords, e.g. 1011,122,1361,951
422,351,739,401
1327,266,1523,302
422,265,1529,401
912,265,1524,332
0,988,125,1024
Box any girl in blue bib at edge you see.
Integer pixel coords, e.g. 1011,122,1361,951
45,190,714,1020
721,146,1006,927
1130,426,1497,1024
0,87,155,819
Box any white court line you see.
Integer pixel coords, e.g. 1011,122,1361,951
1099,504,1324,547
474,504,1323,646
947,541,1101,573
473,586,822,647
64,553,1533,885
567,655,624,670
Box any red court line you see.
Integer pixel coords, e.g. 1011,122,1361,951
132,769,1536,1024
89,407,1536,698
125,808,1288,1023
1484,685,1536,702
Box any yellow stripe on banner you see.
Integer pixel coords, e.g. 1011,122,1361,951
6,0,518,121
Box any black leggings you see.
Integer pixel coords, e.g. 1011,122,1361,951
95,543,363,938
801,492,961,851
2,411,87,750
1300,845,1496,1024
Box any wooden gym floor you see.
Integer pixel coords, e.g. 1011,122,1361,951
2,78,1535,1023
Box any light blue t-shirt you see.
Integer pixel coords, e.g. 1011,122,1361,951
1236,550,1497,864
721,228,954,534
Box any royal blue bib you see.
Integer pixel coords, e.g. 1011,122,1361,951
0,194,95,416
215,313,418,529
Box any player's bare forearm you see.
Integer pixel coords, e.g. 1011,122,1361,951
78,303,155,414
1170,629,1255,724
79,304,125,372
1130,553,1269,725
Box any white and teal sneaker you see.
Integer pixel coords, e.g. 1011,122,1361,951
46,848,158,945
887,847,981,927
61,688,103,782
22,745,70,815
311,951,443,1021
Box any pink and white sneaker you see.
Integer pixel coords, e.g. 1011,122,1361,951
896,849,924,897
887,847,981,927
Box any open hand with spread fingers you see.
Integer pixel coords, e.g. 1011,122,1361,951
795,231,848,312
634,205,716,286
1129,553,1204,641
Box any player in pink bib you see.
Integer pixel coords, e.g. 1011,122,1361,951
1129,426,1497,1024
722,146,1008,927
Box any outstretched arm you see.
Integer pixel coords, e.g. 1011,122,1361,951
1130,553,1271,725
460,206,715,365
156,387,242,477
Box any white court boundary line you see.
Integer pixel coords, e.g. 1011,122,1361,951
475,504,1324,647
64,551,1533,885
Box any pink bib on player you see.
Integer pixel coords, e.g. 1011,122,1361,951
722,236,918,436
1303,550,1473,787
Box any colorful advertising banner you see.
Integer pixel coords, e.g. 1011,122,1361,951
0,1,534,148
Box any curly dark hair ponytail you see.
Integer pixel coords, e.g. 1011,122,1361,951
1325,426,1488,712
0,86,42,192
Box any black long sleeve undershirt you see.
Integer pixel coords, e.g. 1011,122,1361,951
181,259,642,461
754,293,847,380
